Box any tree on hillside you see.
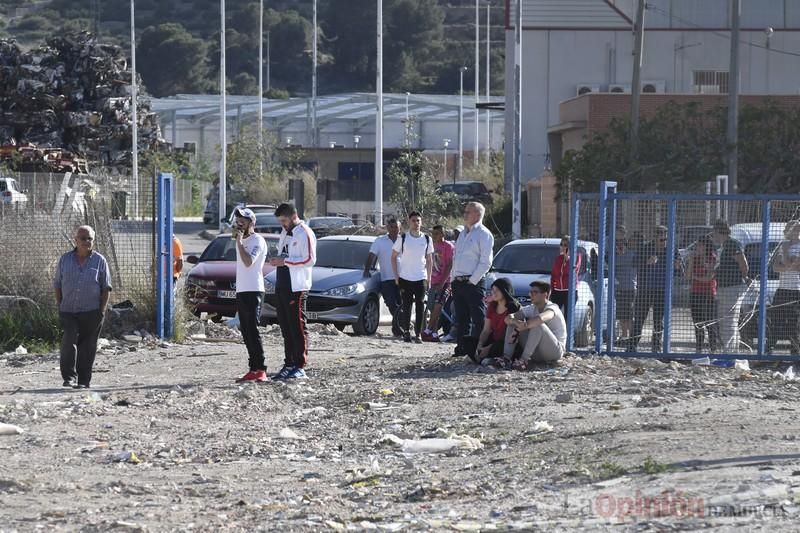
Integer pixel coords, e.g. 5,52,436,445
138,23,209,96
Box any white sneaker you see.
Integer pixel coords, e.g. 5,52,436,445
440,333,456,343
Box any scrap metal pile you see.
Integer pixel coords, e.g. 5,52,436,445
0,32,164,174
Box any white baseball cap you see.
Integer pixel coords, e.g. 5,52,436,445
234,207,256,222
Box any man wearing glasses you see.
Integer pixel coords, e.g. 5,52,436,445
450,202,494,357
628,225,682,352
54,225,112,389
503,281,566,367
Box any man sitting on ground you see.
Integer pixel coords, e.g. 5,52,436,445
503,280,567,369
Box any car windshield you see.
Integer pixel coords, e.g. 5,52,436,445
492,244,588,275
315,240,372,269
255,213,280,227
198,237,277,262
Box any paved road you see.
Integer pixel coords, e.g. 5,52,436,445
174,220,212,260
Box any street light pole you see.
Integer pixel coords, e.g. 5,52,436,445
312,0,318,147
458,66,466,181
219,0,227,231
485,0,491,162
258,0,263,179
474,0,480,164
266,30,271,92
130,0,139,219
728,0,741,194
443,138,451,183
511,0,521,238
404,91,410,147
375,0,384,224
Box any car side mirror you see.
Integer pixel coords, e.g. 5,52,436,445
187,255,199,264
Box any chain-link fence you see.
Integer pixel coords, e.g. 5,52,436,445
568,183,800,361
0,172,157,326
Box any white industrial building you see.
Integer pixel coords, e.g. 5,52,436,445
504,0,800,186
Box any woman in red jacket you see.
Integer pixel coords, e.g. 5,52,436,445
551,235,581,327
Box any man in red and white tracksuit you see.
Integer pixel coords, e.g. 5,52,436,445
270,203,317,380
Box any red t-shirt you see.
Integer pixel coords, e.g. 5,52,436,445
691,253,717,296
486,302,510,343
551,253,581,291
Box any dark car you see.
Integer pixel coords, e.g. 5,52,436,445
185,234,280,320
254,213,283,234
308,216,356,237
439,181,493,205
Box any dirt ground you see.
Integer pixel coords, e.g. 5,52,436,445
2,323,800,532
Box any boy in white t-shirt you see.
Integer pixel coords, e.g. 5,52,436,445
391,211,434,343
503,280,566,368
769,220,800,354
232,208,269,383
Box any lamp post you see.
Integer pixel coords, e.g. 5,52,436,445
311,0,318,147
443,138,451,183
375,0,384,224
474,0,480,164
266,30,271,92
258,0,263,179
485,0,491,162
219,0,227,232
458,66,467,181
353,135,361,148
404,91,411,147
130,0,139,219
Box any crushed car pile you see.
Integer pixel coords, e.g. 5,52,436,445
0,32,164,174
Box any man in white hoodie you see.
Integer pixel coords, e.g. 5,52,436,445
270,203,317,379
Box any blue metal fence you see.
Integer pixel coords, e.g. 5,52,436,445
156,173,174,339
567,181,800,361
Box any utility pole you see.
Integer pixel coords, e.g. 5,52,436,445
728,0,741,194
458,66,467,181
512,0,521,239
258,0,263,179
485,0,491,162
312,0,318,147
375,0,384,224
266,30,271,91
630,0,646,160
219,0,226,231
130,0,139,219
474,0,480,164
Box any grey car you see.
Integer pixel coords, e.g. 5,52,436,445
260,235,387,335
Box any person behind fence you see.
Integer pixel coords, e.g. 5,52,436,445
54,225,112,389
614,235,637,346
172,235,184,285
550,235,581,326
472,277,520,364
231,208,269,383
364,218,402,337
768,220,800,354
687,235,719,353
503,280,566,368
392,211,434,343
712,219,749,353
422,225,454,342
450,202,494,358
629,225,682,353
270,203,317,380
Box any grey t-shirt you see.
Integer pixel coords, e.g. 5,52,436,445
615,249,638,291
521,301,567,347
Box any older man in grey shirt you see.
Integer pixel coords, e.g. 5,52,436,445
54,225,112,389
450,201,494,358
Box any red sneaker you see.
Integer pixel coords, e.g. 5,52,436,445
250,370,268,382
235,371,256,383
236,370,268,383
421,331,439,342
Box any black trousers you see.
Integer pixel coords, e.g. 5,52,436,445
630,288,665,352
60,310,104,386
452,278,486,341
768,289,800,353
398,278,426,336
551,289,569,327
276,287,308,368
237,292,265,371
690,292,718,353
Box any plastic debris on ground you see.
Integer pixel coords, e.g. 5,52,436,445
380,432,483,454
0,423,25,435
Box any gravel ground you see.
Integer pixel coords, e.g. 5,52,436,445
2,323,800,532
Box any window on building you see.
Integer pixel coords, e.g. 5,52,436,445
692,70,729,94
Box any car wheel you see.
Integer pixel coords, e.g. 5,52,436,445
574,304,593,348
334,323,347,332
352,296,380,336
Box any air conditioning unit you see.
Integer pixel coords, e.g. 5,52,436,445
641,80,666,93
576,83,600,96
608,83,631,93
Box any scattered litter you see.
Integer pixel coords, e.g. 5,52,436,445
691,357,711,366
224,314,240,328
122,335,142,343
380,433,483,454
555,392,573,403
530,421,554,434
734,359,750,372
380,389,394,396
14,346,27,355
775,366,797,381
279,428,306,441
112,451,141,464
0,423,24,435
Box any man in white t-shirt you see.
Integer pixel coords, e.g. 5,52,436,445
363,218,402,336
503,280,566,368
232,208,269,383
391,211,434,343
769,220,800,354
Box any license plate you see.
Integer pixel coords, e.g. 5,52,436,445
217,290,236,299
307,312,318,320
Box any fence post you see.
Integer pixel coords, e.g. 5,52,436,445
156,173,174,339
594,181,616,354
757,199,770,356
567,194,580,352
663,199,677,355
606,184,618,353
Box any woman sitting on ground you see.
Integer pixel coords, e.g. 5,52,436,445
473,277,520,363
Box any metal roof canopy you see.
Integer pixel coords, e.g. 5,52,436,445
150,92,491,128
